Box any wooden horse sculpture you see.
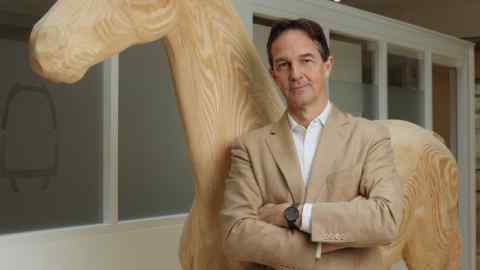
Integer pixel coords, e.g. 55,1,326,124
29,0,460,269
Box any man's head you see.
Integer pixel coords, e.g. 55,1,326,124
267,18,333,114
267,19,330,67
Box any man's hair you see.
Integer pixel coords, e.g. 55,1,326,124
266,18,330,67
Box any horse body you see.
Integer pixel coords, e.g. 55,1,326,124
378,120,460,269
29,0,460,269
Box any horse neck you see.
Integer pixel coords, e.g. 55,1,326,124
165,3,281,139
159,0,283,192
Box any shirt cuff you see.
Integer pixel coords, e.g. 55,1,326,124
300,203,312,233
315,243,322,259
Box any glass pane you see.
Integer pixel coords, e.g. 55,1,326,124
330,33,379,119
0,27,103,234
253,18,273,69
388,45,425,126
432,54,458,157
118,41,194,220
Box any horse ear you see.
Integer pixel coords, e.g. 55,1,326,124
125,0,178,42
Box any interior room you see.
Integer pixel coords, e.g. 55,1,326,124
0,0,478,269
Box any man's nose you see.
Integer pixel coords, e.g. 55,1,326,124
289,64,303,81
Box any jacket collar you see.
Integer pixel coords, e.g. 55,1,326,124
266,104,352,203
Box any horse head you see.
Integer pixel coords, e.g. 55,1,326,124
30,0,178,83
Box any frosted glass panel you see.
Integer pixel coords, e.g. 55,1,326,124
329,81,378,118
329,33,379,119
388,46,425,126
388,85,424,124
0,38,103,235
119,41,194,220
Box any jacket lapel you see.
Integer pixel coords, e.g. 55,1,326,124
265,113,305,204
305,106,352,201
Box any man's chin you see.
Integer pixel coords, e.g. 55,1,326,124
288,99,310,110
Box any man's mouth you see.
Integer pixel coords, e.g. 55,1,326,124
290,84,308,91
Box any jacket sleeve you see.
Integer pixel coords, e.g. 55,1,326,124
221,138,318,270
310,126,404,247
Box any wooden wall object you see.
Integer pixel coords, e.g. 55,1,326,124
28,0,461,269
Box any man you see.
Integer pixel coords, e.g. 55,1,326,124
222,18,403,270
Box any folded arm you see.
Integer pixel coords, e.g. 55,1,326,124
222,138,318,269
254,127,403,252
309,129,404,247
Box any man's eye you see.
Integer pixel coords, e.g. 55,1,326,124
276,63,288,70
302,59,313,63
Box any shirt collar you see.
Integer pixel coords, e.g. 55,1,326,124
288,100,331,130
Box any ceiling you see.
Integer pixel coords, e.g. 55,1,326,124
340,0,480,38
0,0,478,38
340,0,477,11
0,0,478,16
0,0,448,17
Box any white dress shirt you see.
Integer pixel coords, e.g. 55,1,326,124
288,101,331,258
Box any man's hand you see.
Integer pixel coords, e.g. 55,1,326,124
258,203,290,228
259,203,346,256
322,244,345,254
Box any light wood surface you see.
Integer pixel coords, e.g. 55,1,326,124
29,0,461,269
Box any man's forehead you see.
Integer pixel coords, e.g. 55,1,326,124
271,32,321,61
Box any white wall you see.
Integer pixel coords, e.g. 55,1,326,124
0,219,184,270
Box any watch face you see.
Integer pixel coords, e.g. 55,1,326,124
285,206,299,221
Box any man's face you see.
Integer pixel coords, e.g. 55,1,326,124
270,30,333,111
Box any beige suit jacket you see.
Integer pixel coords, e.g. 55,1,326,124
222,106,404,270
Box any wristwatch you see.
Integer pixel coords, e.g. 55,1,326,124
284,203,300,229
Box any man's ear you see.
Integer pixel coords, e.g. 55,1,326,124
324,56,334,79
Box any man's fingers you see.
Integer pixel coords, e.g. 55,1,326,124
322,244,344,254
258,204,279,224
259,203,275,211
258,204,274,216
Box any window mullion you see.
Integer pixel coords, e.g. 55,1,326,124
102,56,119,225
